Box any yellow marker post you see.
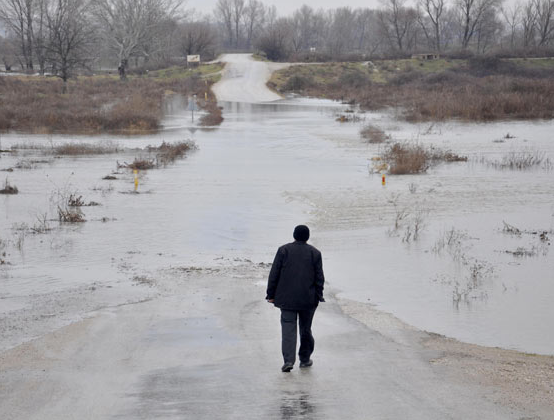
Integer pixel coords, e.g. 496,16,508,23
134,169,139,192
382,173,386,186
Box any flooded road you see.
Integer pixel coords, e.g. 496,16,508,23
1,54,553,357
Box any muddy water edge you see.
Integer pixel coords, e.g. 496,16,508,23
0,95,553,358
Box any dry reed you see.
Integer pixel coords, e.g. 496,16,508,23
0,177,18,194
0,75,221,134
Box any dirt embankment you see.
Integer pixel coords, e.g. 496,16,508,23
268,57,554,121
340,298,554,418
0,63,224,134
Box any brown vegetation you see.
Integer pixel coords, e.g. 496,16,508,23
147,141,195,166
272,58,554,122
381,143,467,174
491,150,551,170
382,143,430,174
57,206,85,223
0,72,221,134
119,141,195,170
53,143,120,155
67,193,100,207
0,178,18,194
118,158,156,170
360,124,388,143
200,101,224,126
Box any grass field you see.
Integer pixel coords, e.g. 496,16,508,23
0,62,224,134
269,58,554,121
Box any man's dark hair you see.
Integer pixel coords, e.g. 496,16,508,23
293,225,310,242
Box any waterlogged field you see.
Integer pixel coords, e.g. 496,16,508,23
1,96,553,355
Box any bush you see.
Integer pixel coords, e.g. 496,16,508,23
381,143,467,174
0,177,18,194
147,141,195,166
0,72,221,134
338,70,371,88
283,75,315,91
382,143,430,174
360,124,388,143
54,143,120,155
388,69,423,86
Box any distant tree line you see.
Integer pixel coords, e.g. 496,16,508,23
1,0,553,79
253,0,554,60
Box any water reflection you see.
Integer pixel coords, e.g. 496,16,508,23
280,391,316,420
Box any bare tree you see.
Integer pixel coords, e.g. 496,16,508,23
534,0,554,45
456,0,501,49
0,0,36,70
256,17,290,60
214,0,234,47
0,35,18,70
475,5,503,51
378,0,419,51
327,7,357,56
231,0,245,49
243,0,264,49
521,0,537,46
265,4,277,27
501,3,521,49
179,20,217,59
439,7,459,49
354,8,380,54
92,0,184,79
33,0,49,74
289,5,315,52
45,0,95,89
419,0,446,51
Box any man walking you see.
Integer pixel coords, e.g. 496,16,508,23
266,225,325,372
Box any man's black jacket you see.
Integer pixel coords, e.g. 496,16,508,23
266,241,325,310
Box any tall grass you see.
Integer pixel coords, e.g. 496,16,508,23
274,60,554,121
360,124,388,143
381,143,467,174
53,143,120,155
0,177,18,194
0,74,221,134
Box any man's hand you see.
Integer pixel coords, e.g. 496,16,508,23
267,299,275,303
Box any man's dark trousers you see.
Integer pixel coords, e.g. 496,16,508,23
280,308,316,365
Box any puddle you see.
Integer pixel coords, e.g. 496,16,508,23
1,96,553,354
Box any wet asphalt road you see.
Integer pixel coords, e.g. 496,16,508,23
0,272,522,420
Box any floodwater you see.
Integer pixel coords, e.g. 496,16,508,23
1,94,553,355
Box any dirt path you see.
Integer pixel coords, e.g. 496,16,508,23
212,54,289,103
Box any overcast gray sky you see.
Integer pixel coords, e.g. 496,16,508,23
187,0,383,17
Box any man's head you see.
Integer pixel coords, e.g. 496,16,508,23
293,225,310,242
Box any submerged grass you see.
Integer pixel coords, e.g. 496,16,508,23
360,124,389,143
118,141,196,170
381,143,467,174
483,149,552,170
53,143,120,155
0,177,18,194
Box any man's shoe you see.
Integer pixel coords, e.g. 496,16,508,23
281,363,294,372
299,359,313,368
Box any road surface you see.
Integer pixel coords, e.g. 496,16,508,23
212,54,289,103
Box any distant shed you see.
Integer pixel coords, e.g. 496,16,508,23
412,53,440,60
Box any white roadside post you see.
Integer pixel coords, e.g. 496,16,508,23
188,94,198,122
